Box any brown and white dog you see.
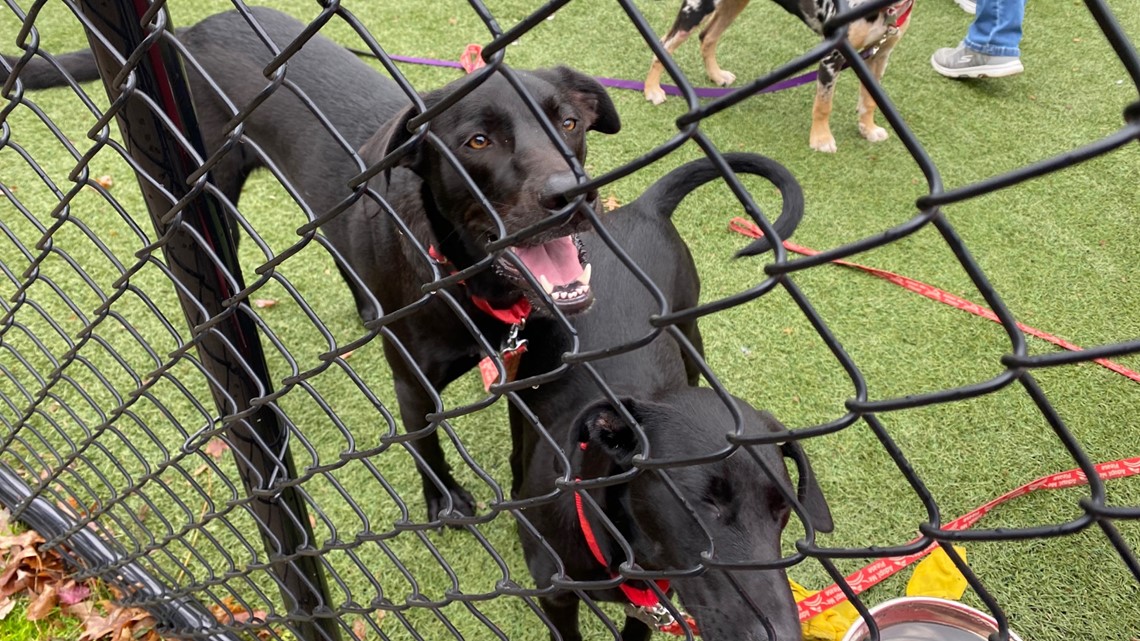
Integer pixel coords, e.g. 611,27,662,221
644,0,913,153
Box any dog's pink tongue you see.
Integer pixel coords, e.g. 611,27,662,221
512,236,584,287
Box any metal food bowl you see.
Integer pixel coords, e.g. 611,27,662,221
840,597,1025,641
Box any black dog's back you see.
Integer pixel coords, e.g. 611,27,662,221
2,8,405,217
177,9,407,213
513,153,803,469
517,152,804,405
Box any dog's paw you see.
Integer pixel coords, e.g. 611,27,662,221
426,485,478,527
709,69,736,86
644,86,667,105
810,135,838,153
861,124,889,143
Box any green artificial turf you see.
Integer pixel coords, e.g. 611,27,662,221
1,1,1139,640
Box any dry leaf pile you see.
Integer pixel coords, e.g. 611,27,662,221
0,507,277,640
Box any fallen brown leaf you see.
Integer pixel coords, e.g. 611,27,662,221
602,195,621,212
353,618,368,640
0,529,44,550
0,597,16,620
78,608,117,641
63,599,95,619
26,582,58,620
204,438,230,459
252,299,278,309
95,175,114,189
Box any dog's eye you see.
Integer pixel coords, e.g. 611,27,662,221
561,117,578,131
466,134,491,149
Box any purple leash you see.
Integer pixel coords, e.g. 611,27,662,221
589,70,816,98
372,51,831,98
377,49,874,98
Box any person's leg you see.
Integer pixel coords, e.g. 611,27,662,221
964,0,1025,57
931,0,1026,78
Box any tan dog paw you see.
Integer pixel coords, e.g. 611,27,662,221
709,68,736,86
810,135,838,153
645,85,668,105
860,124,889,142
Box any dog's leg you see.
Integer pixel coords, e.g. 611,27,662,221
620,616,652,641
680,322,705,386
508,406,527,499
539,595,583,641
644,0,717,105
698,0,750,86
645,31,696,105
857,25,907,143
809,51,843,153
385,342,478,523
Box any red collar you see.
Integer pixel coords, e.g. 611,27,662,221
573,443,700,636
429,245,532,325
574,484,670,608
887,0,914,27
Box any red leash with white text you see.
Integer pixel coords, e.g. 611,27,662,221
725,217,1139,618
796,457,1140,619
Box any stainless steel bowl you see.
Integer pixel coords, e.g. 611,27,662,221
840,596,1025,641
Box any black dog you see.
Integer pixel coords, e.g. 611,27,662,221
3,8,629,522
510,153,831,641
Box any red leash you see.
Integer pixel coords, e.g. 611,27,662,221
728,218,1140,383
725,218,1139,618
796,456,1140,619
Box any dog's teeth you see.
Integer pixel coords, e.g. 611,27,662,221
579,264,591,286
539,275,555,295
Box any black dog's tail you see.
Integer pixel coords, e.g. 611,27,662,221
637,152,805,256
1,50,101,90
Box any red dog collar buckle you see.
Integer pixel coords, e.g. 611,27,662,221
626,602,700,636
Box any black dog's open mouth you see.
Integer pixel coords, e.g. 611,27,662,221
505,235,593,313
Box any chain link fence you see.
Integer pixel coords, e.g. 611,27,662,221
1,0,1138,640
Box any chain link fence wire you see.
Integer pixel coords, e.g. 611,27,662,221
0,0,1138,640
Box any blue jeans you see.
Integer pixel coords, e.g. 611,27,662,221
964,0,1026,57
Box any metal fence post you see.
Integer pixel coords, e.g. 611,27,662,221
74,2,341,639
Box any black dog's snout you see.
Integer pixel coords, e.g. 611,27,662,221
539,172,593,210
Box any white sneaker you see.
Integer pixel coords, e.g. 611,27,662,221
955,0,976,14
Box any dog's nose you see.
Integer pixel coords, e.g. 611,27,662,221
539,172,592,211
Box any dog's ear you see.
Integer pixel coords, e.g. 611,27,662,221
780,440,834,533
532,66,621,134
360,103,427,175
573,397,651,467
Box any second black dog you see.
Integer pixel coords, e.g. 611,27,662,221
511,153,832,641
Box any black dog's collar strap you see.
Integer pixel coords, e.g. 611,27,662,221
429,245,531,391
572,441,699,636
427,245,532,325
